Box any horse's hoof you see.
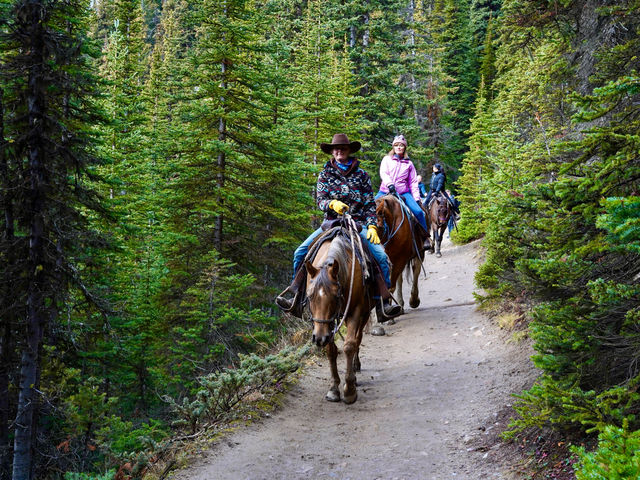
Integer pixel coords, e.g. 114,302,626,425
410,299,420,309
436,252,442,258
343,392,357,404
371,326,386,336
325,390,340,402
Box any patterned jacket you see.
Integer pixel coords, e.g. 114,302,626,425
317,158,377,227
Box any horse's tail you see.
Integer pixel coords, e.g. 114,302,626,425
405,250,426,281
404,259,413,282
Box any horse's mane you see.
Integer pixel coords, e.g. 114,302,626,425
308,235,353,298
379,194,405,227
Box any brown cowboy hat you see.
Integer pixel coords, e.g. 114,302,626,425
320,133,361,154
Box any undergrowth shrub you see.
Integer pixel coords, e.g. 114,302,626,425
573,423,640,479
64,472,115,480
165,344,310,434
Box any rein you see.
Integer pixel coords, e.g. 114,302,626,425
310,213,361,339
381,194,407,247
383,194,425,263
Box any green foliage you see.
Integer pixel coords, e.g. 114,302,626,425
14,0,640,478
596,197,640,254
573,423,640,480
95,418,169,458
506,375,640,439
430,0,480,171
462,1,640,471
165,344,310,434
65,471,116,480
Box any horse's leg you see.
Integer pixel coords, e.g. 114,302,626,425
396,270,405,310
325,341,340,402
352,313,368,373
435,227,442,257
428,223,435,254
342,319,359,404
437,225,446,257
409,256,422,308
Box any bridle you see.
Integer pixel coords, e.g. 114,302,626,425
309,213,363,339
434,196,451,228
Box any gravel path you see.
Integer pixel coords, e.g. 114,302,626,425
170,237,537,480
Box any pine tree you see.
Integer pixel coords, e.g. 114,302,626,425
344,0,432,163
0,0,109,476
455,81,494,241
291,0,365,166
430,0,478,173
460,0,640,456
151,0,313,385
479,17,496,100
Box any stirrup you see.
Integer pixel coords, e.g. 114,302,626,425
275,287,304,318
377,298,401,320
275,295,294,311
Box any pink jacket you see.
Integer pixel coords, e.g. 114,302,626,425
379,154,420,201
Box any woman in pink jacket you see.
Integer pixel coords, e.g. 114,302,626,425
376,135,429,234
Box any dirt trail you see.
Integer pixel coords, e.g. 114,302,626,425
171,237,537,480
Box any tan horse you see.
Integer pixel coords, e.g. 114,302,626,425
427,193,452,257
305,226,373,404
375,194,426,311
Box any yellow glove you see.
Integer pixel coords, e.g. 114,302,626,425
329,199,349,215
366,225,380,244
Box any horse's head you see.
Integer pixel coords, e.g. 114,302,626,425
305,259,343,347
436,197,451,225
375,195,396,242
375,197,387,229
430,195,450,226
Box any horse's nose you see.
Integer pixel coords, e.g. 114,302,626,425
311,334,331,347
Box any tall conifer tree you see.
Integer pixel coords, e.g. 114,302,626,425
0,0,108,476
431,0,477,172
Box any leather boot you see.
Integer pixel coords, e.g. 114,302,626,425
275,287,304,318
376,298,401,323
275,294,294,311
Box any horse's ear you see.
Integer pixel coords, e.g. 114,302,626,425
327,260,339,279
305,260,318,278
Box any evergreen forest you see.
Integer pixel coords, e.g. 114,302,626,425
0,0,638,478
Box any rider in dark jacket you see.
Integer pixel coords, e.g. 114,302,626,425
424,163,459,214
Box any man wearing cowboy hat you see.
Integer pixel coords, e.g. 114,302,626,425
276,133,401,320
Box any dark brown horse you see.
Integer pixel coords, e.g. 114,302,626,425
304,219,373,404
427,193,452,257
375,194,425,311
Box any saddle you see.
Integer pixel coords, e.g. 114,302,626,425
387,193,429,248
385,193,421,231
426,191,443,209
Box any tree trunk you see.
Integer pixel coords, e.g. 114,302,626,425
0,322,10,480
215,6,227,253
12,2,47,478
0,85,13,480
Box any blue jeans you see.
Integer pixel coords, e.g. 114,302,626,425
448,216,455,234
293,227,392,287
376,191,428,232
